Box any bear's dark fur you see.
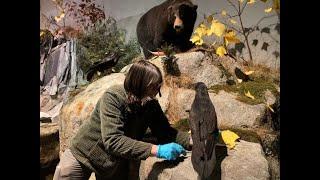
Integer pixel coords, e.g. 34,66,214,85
137,0,198,59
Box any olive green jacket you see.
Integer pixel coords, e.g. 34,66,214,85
70,84,190,178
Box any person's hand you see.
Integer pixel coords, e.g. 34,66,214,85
156,142,186,160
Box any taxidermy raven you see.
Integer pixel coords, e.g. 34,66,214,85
85,52,123,81
188,82,219,180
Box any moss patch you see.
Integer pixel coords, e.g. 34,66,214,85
219,127,262,144
209,77,278,105
172,118,190,132
172,119,262,144
216,62,233,79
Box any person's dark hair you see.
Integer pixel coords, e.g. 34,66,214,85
124,60,163,104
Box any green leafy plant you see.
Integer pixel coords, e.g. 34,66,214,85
76,17,140,74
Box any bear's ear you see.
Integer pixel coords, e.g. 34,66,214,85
167,5,174,23
193,5,198,10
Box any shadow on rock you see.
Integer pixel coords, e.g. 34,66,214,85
145,146,228,180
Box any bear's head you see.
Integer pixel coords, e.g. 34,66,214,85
167,0,198,33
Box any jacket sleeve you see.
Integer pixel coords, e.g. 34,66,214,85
100,91,153,160
148,100,191,150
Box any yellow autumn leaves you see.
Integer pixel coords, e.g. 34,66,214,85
247,0,256,4
52,0,65,23
55,11,65,23
265,7,273,13
224,31,241,46
189,129,240,149
208,21,226,37
263,0,280,13
245,91,255,99
239,0,256,4
216,46,227,57
221,130,240,149
190,17,240,57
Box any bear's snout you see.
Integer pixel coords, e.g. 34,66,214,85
174,24,183,31
174,16,184,32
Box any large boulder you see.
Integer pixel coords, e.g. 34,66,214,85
139,140,269,180
173,52,227,87
210,91,266,128
166,88,267,128
56,51,278,180
59,52,278,155
59,73,125,154
122,52,227,88
139,151,197,180
221,140,270,180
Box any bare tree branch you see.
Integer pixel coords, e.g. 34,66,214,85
237,0,253,62
226,13,239,19
240,1,248,15
244,15,278,37
223,21,242,34
226,0,239,13
255,14,277,27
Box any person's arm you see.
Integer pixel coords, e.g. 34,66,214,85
150,145,158,157
100,91,154,160
147,100,192,150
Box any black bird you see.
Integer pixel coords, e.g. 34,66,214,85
188,82,219,179
234,67,252,82
85,52,123,81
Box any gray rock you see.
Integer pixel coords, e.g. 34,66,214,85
59,73,125,154
167,88,266,128
122,52,226,88
120,63,133,74
139,151,198,180
174,52,227,87
46,101,64,123
265,89,276,106
210,91,266,128
139,140,269,180
40,94,61,112
221,140,270,180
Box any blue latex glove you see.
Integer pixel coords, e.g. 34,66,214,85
156,142,186,160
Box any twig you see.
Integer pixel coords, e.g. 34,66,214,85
254,14,277,28
237,0,253,62
226,13,239,19
220,18,242,34
240,0,248,15
226,0,239,13
226,53,238,62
